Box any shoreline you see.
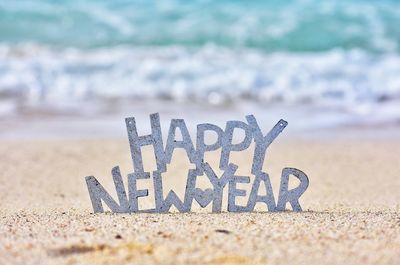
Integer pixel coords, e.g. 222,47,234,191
1,99,400,140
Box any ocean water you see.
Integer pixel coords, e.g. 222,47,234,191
1,0,400,129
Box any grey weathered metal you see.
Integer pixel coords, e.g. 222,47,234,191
86,113,309,213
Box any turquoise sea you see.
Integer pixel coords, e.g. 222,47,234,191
0,0,400,128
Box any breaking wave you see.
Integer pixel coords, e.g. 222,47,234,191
1,44,400,117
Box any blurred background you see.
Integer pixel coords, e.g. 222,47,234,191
1,0,400,138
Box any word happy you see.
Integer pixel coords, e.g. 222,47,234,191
85,113,309,213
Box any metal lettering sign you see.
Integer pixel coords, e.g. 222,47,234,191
85,113,309,213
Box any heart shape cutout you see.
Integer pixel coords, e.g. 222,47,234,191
194,188,214,208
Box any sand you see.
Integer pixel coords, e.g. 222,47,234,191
0,137,399,265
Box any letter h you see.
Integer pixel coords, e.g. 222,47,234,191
125,113,166,173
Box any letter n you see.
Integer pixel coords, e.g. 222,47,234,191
85,166,129,213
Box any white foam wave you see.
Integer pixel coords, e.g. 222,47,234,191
0,44,400,118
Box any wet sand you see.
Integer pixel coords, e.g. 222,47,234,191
0,138,399,265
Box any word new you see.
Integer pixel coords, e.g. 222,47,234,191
85,113,309,213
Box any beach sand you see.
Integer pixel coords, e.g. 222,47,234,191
0,137,399,265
